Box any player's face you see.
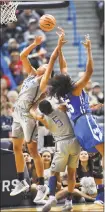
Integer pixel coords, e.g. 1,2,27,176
79,151,89,162
37,64,48,76
42,151,51,164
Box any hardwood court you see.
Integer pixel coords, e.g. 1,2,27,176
1,204,104,212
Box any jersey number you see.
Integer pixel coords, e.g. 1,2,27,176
65,99,74,113
52,116,63,127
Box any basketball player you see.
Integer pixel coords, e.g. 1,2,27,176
10,32,65,202
47,33,104,205
30,99,81,211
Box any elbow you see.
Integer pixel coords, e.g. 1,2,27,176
20,52,27,60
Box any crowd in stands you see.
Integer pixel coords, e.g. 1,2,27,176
0,7,104,206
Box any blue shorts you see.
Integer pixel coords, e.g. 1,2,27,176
73,114,103,153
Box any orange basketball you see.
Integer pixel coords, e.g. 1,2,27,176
39,14,56,32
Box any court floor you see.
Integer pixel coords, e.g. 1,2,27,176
1,204,104,212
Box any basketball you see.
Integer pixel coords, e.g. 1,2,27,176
39,14,56,32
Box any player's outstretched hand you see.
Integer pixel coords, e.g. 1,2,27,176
56,27,67,49
34,36,44,46
81,34,91,50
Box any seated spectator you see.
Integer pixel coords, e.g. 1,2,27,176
41,150,52,186
4,22,24,44
7,90,18,104
2,38,20,57
9,51,24,85
17,9,40,32
23,151,37,183
1,95,8,107
1,78,9,96
92,82,104,104
0,102,13,138
24,18,46,48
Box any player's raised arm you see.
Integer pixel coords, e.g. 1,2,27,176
57,27,68,74
40,30,66,92
73,35,94,96
20,36,44,75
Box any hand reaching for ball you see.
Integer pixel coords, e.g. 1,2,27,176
56,27,68,49
34,36,44,46
81,34,91,50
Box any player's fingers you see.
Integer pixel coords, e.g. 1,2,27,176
81,41,87,47
62,40,68,44
57,26,65,34
56,31,61,36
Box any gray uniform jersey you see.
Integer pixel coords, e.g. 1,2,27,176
15,75,42,112
44,109,75,142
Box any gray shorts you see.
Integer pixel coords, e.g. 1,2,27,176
51,138,81,172
12,107,38,143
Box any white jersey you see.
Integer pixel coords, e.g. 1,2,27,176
44,108,75,142
15,75,42,112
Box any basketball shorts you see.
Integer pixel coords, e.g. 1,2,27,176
51,138,81,172
12,106,38,143
74,114,103,153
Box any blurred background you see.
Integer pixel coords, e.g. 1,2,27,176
0,0,104,208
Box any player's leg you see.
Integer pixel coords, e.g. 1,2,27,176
24,118,49,202
10,122,29,196
95,143,104,157
93,149,104,205
62,167,76,212
62,138,80,212
42,171,58,212
27,141,49,202
42,143,68,212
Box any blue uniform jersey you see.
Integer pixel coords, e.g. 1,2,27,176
64,90,91,122
63,89,103,153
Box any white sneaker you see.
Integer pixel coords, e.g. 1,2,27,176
42,196,57,212
10,179,29,196
62,199,73,212
33,184,49,203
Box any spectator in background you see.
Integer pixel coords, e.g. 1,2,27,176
2,38,20,58
18,9,40,32
7,90,19,104
0,102,13,138
92,82,104,104
1,78,9,96
24,18,46,48
1,95,8,106
4,22,24,44
9,51,24,85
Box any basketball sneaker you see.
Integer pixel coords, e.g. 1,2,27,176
94,191,104,205
33,184,49,203
42,196,57,212
62,199,73,212
10,179,29,196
